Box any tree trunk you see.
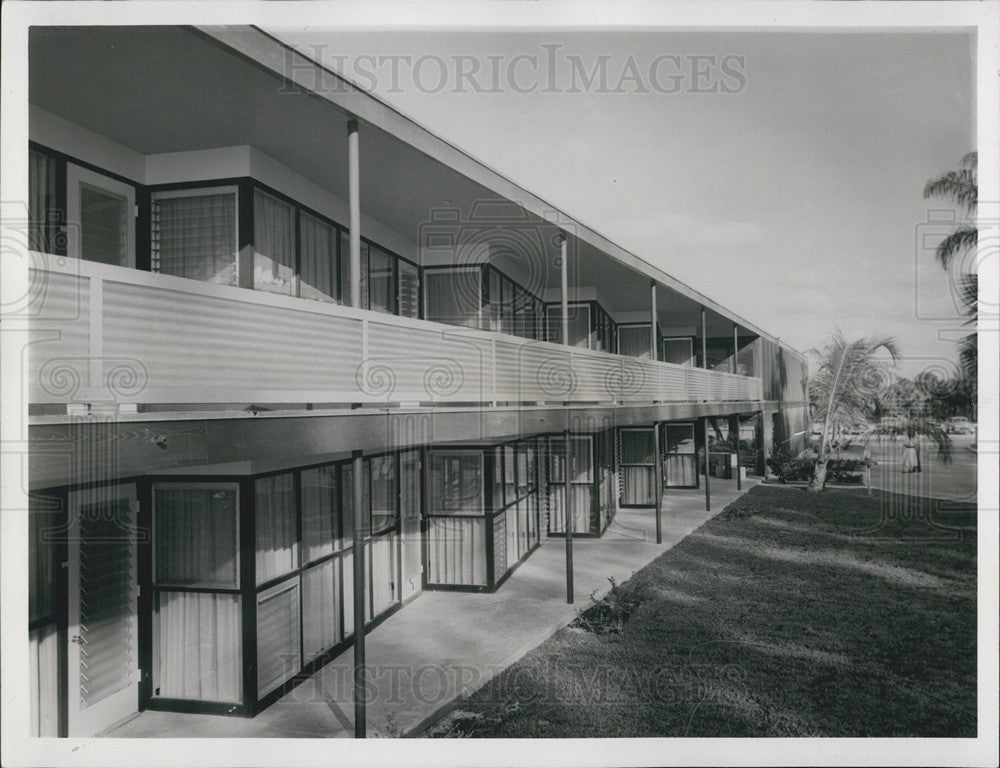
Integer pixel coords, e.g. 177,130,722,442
808,458,829,492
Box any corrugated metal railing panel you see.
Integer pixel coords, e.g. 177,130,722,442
28,270,92,401
26,258,765,407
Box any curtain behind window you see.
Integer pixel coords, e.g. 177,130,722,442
299,212,337,303
29,149,58,253
153,192,237,285
253,189,295,295
255,473,297,585
154,487,238,588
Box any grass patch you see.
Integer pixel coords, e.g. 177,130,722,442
427,486,976,738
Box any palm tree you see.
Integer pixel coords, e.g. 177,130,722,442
807,330,899,491
924,151,977,269
925,153,978,415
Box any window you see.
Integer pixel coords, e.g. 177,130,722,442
366,244,396,313
67,164,135,268
301,465,338,563
256,577,301,697
154,484,239,588
28,149,60,254
663,337,694,367
430,451,484,514
299,211,338,303
253,189,296,296
152,187,238,285
547,303,591,347
424,268,481,328
255,473,297,586
398,260,420,318
619,324,653,360
368,455,398,535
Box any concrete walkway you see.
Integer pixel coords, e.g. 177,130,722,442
109,477,754,738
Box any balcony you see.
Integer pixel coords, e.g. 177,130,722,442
26,256,762,410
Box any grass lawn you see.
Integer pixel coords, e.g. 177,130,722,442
426,485,977,737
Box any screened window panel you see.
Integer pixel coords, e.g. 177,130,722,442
426,518,487,586
621,429,655,465
28,149,59,254
503,445,517,505
571,437,593,482
255,473,298,586
664,424,696,455
500,277,516,336
517,443,533,495
485,268,502,332
736,343,755,376
665,455,697,487
253,189,295,295
29,505,59,624
663,338,694,367
424,269,481,328
299,212,337,303
367,533,399,617
398,260,420,318
369,455,398,535
301,465,338,564
156,591,242,703
340,464,367,545
256,578,301,697
152,192,237,285
154,485,238,588
430,452,483,515
546,304,591,347
367,245,395,313
302,560,340,662
619,325,653,360
706,340,733,372
79,183,128,266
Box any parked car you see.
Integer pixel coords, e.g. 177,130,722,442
945,417,976,435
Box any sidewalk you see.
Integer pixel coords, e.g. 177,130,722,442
109,477,754,738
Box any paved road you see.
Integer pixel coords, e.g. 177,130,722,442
845,434,978,503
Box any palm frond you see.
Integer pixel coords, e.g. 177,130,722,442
924,169,978,212
935,226,977,269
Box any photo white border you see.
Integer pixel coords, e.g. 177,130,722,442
2,2,997,766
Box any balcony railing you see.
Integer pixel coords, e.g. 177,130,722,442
25,256,763,407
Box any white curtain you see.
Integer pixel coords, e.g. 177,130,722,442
154,486,238,588
157,591,242,703
153,192,237,284
29,149,57,253
256,578,301,697
301,466,337,564
255,473,297,585
298,212,337,303
253,189,295,295
302,560,340,661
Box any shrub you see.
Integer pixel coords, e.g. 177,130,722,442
766,445,794,480
572,576,648,635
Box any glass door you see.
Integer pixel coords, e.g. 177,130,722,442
66,485,139,736
66,163,135,268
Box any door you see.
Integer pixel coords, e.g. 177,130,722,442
66,163,136,267
67,485,139,736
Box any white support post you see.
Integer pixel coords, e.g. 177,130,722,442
348,119,361,309
650,281,658,362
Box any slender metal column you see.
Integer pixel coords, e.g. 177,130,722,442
650,281,658,361
563,428,574,603
701,307,708,369
351,449,366,738
732,324,739,374
730,414,742,490
560,236,569,346
559,234,573,603
652,422,663,544
702,417,711,511
348,119,362,308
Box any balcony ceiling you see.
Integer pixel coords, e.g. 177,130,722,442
29,25,746,335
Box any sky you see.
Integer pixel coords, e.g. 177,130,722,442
268,26,976,378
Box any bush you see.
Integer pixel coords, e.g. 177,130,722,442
766,445,794,480
572,576,648,635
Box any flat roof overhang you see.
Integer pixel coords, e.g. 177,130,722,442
28,25,800,345
27,401,777,489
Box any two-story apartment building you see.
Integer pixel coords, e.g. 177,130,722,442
21,25,809,737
